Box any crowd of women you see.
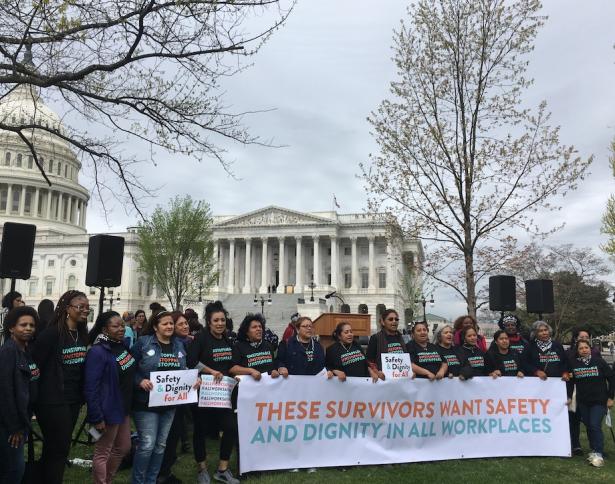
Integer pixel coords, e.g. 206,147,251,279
0,291,613,484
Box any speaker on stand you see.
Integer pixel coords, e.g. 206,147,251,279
489,275,517,321
524,279,554,320
0,222,37,292
85,235,125,315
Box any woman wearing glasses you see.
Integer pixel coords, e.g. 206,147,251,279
32,290,90,484
366,309,408,379
277,317,325,377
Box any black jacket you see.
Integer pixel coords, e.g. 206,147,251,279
567,356,615,406
524,340,568,378
0,339,36,434
457,345,488,378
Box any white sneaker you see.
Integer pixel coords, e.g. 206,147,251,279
587,451,597,462
590,453,604,468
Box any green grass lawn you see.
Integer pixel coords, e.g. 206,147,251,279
50,417,615,483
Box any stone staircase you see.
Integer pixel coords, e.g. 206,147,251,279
221,293,304,337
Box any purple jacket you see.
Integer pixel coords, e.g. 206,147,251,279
84,341,128,425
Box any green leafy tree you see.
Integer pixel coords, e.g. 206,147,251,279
361,0,592,317
137,196,216,310
601,137,615,255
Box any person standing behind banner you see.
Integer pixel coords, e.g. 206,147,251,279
567,340,615,468
457,327,489,380
131,311,193,484
84,311,136,484
229,314,282,381
498,314,528,356
188,301,240,484
433,325,462,377
0,306,39,484
366,309,408,379
326,322,379,381
485,330,524,378
406,321,447,380
453,315,487,352
277,317,325,377
525,320,569,381
134,310,147,338
32,290,89,484
159,311,194,484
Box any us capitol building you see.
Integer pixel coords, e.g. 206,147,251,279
0,83,423,335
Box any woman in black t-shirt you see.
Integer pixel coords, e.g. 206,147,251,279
458,327,489,379
366,309,408,379
32,290,90,484
486,330,524,378
433,325,462,377
326,322,379,381
406,321,447,380
230,314,282,380
188,301,240,484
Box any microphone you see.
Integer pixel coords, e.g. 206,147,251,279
324,291,337,299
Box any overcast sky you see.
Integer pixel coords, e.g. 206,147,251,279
84,0,615,319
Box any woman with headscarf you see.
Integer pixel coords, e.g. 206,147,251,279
433,325,462,377
497,314,528,356
32,290,90,484
366,309,408,380
525,320,569,381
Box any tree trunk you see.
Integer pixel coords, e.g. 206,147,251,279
464,250,477,317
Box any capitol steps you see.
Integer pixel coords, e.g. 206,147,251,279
221,293,303,337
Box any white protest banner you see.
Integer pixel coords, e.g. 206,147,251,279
381,353,412,379
149,369,199,407
199,375,237,409
237,376,570,473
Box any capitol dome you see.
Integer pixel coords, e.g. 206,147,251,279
0,83,89,235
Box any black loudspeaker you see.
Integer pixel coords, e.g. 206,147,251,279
489,275,517,312
85,235,125,287
0,222,36,279
525,279,554,315
340,304,350,313
358,304,368,314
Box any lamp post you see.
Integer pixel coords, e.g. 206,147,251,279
308,280,316,302
414,294,434,323
198,282,203,303
253,293,272,316
106,292,121,310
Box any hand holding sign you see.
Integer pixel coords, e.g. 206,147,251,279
148,369,199,407
199,375,237,409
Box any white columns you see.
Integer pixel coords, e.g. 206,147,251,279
82,201,87,228
227,239,235,293
67,196,73,223
330,236,338,290
368,235,376,291
33,188,40,217
386,237,393,291
295,236,303,292
260,238,269,293
18,185,26,215
350,236,358,291
243,238,252,293
313,235,320,287
57,192,63,220
277,237,286,293
46,190,52,219
213,239,219,291
6,184,12,214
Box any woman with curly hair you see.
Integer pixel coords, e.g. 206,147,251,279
453,314,487,352
32,290,90,484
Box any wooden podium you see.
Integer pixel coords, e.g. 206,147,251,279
313,313,371,348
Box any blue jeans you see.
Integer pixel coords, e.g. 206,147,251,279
132,409,176,484
0,427,25,484
577,403,606,455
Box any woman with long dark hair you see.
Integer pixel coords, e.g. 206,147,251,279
32,290,89,484
188,301,240,484
485,330,524,378
453,315,487,351
457,326,488,380
131,310,197,484
366,309,408,380
325,322,378,381
0,306,39,484
36,299,55,335
84,311,136,483
406,321,447,380
134,309,147,337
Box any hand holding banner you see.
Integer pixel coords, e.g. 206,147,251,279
199,375,237,409
148,369,199,407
